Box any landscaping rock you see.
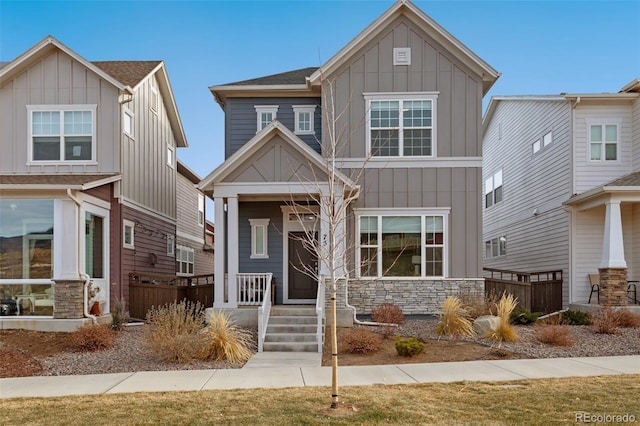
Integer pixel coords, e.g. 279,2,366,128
473,315,501,336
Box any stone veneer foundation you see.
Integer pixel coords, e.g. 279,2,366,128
598,268,628,306
52,279,85,319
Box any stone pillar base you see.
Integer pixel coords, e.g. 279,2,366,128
598,268,628,306
53,279,86,319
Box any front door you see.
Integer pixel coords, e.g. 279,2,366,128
81,204,109,312
288,232,318,301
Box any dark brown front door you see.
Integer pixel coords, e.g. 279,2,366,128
288,232,318,300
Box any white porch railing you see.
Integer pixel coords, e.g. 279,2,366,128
256,273,273,352
237,273,272,306
315,276,325,353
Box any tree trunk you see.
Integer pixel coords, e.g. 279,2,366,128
330,286,339,409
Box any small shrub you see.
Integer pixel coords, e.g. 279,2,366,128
371,302,405,324
612,310,640,328
533,324,575,346
343,328,382,354
485,292,518,342
510,307,541,325
561,310,591,325
591,306,619,335
435,296,475,337
198,310,254,363
70,324,115,352
145,300,207,363
111,297,130,331
395,336,425,357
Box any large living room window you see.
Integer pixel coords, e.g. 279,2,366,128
28,105,96,163
365,93,437,157
356,209,448,278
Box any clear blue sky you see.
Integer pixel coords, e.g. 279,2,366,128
2,0,639,188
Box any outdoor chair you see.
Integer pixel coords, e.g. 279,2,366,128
588,273,600,304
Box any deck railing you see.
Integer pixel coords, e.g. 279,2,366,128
256,274,273,352
483,267,563,314
237,273,273,306
315,277,325,353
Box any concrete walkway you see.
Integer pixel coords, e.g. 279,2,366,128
1,355,638,399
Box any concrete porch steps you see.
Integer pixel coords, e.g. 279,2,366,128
263,305,321,352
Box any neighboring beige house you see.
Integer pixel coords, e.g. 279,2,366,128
0,36,190,330
199,0,499,351
482,78,640,310
176,160,213,277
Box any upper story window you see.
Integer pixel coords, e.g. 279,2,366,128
28,105,96,163
532,139,541,154
589,123,618,162
543,131,552,147
123,108,134,137
198,194,205,226
293,105,316,135
485,169,503,208
364,93,437,157
123,219,135,249
255,105,278,132
167,145,175,169
176,245,194,275
167,234,175,256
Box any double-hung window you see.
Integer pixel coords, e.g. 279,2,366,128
176,245,194,275
255,105,278,132
28,105,96,163
365,93,437,157
356,209,448,278
293,105,316,135
485,170,503,208
589,123,619,161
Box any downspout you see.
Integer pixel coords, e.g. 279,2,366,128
67,189,97,323
344,282,398,328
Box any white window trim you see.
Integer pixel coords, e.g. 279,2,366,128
167,234,175,256
292,105,316,135
198,194,205,226
176,244,195,276
254,105,279,132
363,92,438,159
123,219,135,249
354,208,449,279
249,218,270,259
586,119,621,163
167,145,175,169
27,104,97,165
123,107,134,138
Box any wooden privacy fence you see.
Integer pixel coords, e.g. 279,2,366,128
128,272,214,320
483,268,563,314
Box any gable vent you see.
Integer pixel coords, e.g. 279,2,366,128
150,87,158,113
393,47,411,66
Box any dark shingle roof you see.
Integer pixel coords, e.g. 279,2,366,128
223,67,318,86
606,171,640,187
92,61,161,87
0,174,120,186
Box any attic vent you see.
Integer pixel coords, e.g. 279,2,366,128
150,87,158,113
393,47,411,66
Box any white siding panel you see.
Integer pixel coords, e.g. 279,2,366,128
572,207,604,303
632,98,640,172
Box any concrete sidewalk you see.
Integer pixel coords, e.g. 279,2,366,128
1,355,638,399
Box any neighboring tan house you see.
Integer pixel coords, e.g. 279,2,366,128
199,0,499,337
176,160,214,277
482,79,640,310
0,36,188,330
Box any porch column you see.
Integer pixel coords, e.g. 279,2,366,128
56,199,80,280
227,196,239,308
319,187,346,278
599,199,627,306
334,188,346,278
213,197,226,308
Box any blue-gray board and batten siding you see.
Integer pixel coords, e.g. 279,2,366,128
238,201,285,303
225,97,322,158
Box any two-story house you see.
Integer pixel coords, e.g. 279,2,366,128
199,0,499,337
482,79,640,310
0,36,190,330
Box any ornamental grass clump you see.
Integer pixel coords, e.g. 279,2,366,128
485,293,519,342
145,299,207,363
435,296,475,338
198,310,254,364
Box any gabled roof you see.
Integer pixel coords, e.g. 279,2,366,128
92,61,162,88
198,120,356,192
223,67,319,86
307,0,500,95
482,95,567,137
0,173,121,190
565,171,640,207
177,160,201,185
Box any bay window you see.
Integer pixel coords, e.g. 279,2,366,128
357,210,447,278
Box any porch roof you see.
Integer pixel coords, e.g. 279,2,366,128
564,171,640,209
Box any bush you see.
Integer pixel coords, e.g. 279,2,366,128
395,336,425,357
371,303,405,324
533,324,575,346
111,297,130,331
591,306,619,335
612,310,640,328
510,307,541,325
197,310,254,363
343,328,383,354
70,324,115,352
561,310,591,325
458,289,498,319
485,292,519,342
145,300,207,363
435,296,475,337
